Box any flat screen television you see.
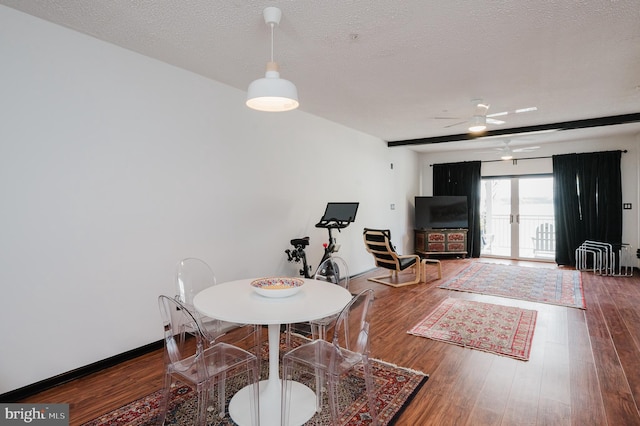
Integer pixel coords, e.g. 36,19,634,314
415,196,469,230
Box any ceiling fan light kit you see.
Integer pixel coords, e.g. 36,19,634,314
246,7,299,112
501,152,514,160
468,115,487,133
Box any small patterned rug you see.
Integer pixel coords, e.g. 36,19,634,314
408,298,537,361
438,262,585,309
82,335,427,425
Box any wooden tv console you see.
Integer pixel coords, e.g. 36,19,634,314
415,228,468,257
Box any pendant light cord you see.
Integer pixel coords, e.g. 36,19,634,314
270,23,275,63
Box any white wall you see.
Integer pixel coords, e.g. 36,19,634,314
0,6,418,394
418,135,640,262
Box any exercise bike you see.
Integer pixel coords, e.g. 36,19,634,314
285,202,359,279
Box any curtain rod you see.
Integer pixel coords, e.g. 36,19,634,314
430,149,627,166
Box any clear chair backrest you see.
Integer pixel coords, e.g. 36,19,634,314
332,289,374,354
158,295,206,372
314,256,350,290
176,258,217,308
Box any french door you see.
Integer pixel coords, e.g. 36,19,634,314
480,176,554,260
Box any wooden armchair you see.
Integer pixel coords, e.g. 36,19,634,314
532,223,555,258
363,228,441,287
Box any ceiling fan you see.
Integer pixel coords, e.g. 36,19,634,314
435,99,538,133
491,140,540,160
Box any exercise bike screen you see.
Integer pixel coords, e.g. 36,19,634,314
321,202,359,223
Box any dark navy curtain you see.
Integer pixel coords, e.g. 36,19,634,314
432,161,482,257
552,150,622,266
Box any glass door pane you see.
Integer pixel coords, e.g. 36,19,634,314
481,179,511,257
518,177,554,259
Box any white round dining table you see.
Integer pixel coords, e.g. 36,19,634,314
193,277,353,426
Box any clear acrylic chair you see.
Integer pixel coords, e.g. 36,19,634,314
175,258,262,363
285,256,350,349
156,295,260,426
281,289,377,426
309,256,350,340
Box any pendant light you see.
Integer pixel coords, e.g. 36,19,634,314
246,7,299,112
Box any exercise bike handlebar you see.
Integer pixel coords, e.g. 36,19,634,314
315,217,353,230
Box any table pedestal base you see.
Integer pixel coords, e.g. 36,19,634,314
229,324,316,426
229,379,316,426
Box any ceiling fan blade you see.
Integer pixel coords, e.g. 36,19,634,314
487,106,538,118
444,120,469,128
512,146,540,152
486,117,506,125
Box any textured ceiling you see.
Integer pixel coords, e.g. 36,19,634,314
2,0,640,152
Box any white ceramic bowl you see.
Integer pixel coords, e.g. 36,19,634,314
250,277,304,298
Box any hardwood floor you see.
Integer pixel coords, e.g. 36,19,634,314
18,258,640,425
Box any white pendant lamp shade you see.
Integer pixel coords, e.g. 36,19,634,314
246,7,299,112
246,62,299,112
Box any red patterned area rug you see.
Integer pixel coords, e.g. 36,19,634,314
438,262,585,309
408,298,537,361
82,335,427,426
